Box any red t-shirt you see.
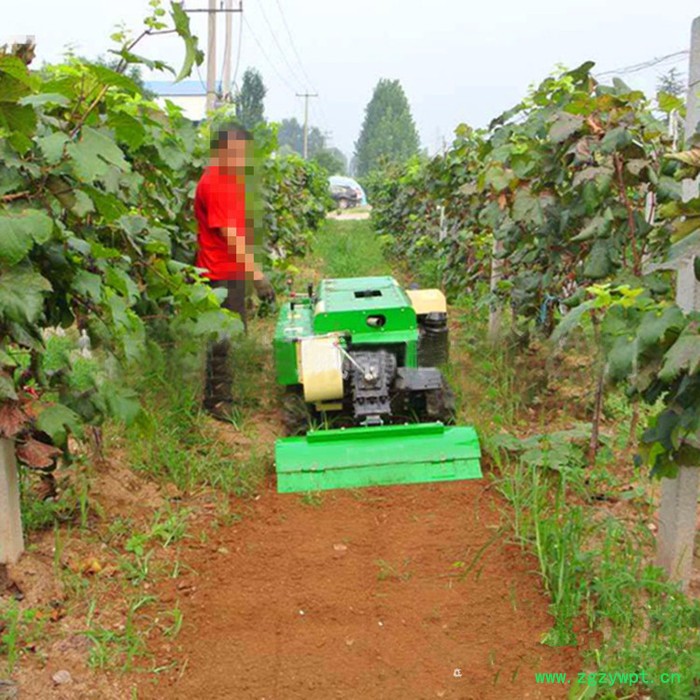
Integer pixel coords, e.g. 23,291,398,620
194,166,248,280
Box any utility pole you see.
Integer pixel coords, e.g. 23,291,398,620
655,15,700,592
184,1,243,112
296,92,318,158
206,0,217,112
221,0,234,102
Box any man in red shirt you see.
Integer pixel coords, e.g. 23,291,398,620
194,123,275,419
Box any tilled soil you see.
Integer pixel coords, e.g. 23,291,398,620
137,477,584,700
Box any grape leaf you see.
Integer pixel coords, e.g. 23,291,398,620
170,1,205,82
67,126,130,182
36,131,69,164
0,268,52,324
658,323,700,382
0,209,54,265
72,270,102,302
548,113,584,143
36,404,83,446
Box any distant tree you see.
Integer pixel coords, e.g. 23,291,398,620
235,68,266,130
657,67,686,144
278,117,304,153
354,78,420,176
313,147,347,175
657,67,685,98
278,117,328,158
307,126,326,158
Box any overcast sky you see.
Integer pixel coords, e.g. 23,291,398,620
5,1,700,159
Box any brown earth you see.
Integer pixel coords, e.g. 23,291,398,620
135,476,585,700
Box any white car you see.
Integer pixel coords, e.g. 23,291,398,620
329,176,367,208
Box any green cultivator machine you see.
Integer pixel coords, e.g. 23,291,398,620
273,276,482,492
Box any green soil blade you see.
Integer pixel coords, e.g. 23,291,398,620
275,422,482,493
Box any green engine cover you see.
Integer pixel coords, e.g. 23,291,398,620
273,276,419,386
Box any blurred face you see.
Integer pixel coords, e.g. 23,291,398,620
214,135,250,174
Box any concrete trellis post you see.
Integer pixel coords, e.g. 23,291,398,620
655,254,700,591
0,438,24,565
654,16,700,592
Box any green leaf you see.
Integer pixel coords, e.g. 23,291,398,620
107,48,174,75
71,190,95,217
657,91,685,114
72,270,102,302
155,141,188,170
144,227,172,255
66,236,91,256
607,337,637,381
571,210,613,242
636,306,686,355
600,126,632,154
482,165,512,192
0,268,52,324
105,266,140,303
583,239,613,279
0,372,18,400
67,126,130,182
564,61,595,84
117,214,148,238
105,290,131,329
0,73,31,103
0,103,38,147
511,187,544,226
84,186,127,221
36,131,69,164
0,55,34,86
109,111,147,149
191,309,243,337
87,63,141,95
0,348,17,368
170,1,205,82
551,299,595,343
19,93,70,108
548,113,584,143
572,165,613,187
0,209,54,265
36,404,83,446
102,384,142,425
658,323,700,382
0,166,24,197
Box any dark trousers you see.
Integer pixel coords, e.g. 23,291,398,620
204,279,247,408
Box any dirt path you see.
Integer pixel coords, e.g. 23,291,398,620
137,478,581,700
129,220,585,698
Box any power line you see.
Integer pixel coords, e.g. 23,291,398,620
595,50,689,78
242,14,297,93
255,0,306,91
272,0,316,92
309,98,332,146
230,9,244,94
267,0,335,149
